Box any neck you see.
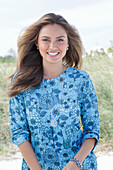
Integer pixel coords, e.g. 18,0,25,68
43,62,66,79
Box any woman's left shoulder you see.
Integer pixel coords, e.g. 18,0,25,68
68,67,90,79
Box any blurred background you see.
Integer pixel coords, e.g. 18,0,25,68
0,0,113,163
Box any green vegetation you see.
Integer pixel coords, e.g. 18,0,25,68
83,47,113,143
0,55,16,63
0,47,113,155
0,58,16,154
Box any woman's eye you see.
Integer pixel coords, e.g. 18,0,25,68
42,39,49,41
58,39,64,42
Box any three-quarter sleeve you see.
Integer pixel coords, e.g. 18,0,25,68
9,92,30,146
80,73,100,149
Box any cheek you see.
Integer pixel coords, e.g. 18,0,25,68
59,44,68,51
39,44,48,52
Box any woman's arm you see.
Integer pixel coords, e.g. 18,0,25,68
63,138,96,170
74,138,96,163
19,141,42,170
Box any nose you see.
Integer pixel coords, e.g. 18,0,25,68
49,41,56,49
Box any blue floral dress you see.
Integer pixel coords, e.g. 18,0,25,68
9,67,100,170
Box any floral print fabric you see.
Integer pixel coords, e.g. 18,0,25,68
9,67,100,170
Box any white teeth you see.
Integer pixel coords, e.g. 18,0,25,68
48,52,58,56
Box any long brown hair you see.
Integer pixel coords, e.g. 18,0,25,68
8,13,83,97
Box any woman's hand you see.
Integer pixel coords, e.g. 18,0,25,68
63,161,79,170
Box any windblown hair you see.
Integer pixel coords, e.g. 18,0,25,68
8,13,83,97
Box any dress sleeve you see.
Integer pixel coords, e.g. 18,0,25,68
80,73,100,149
9,92,30,147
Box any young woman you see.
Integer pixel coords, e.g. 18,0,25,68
9,13,100,170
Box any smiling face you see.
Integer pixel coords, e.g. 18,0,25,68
37,24,69,65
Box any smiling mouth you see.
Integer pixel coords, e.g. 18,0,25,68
47,52,59,56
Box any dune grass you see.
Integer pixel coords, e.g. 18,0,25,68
83,51,113,144
0,61,16,154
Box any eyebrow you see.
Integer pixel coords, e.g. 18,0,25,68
41,35,66,38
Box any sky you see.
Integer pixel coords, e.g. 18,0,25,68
0,0,113,56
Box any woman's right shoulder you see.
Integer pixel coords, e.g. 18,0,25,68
10,71,27,97
11,71,19,82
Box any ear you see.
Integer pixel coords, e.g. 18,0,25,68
35,43,39,49
66,44,69,50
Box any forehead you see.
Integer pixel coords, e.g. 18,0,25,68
39,24,67,37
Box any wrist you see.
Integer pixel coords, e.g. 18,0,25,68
70,157,83,170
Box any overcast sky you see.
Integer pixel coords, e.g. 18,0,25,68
0,0,113,56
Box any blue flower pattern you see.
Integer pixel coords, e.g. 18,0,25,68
9,67,100,170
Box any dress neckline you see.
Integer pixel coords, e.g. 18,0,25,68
43,66,70,82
